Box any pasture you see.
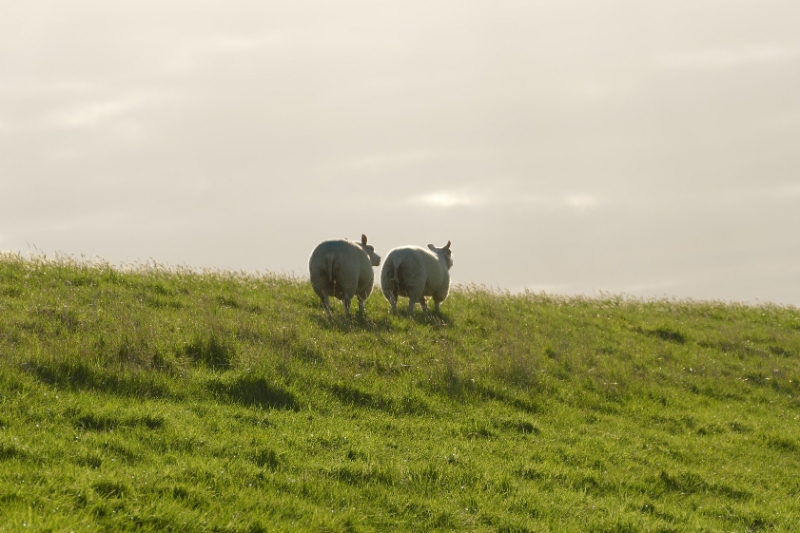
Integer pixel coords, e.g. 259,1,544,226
1,253,799,532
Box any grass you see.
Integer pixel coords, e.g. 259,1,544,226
1,252,799,532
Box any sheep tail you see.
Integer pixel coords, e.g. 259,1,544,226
386,259,401,295
327,256,335,282
327,256,338,294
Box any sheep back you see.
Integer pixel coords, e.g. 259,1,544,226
309,239,375,301
381,244,451,309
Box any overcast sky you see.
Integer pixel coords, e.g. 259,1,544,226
2,1,799,305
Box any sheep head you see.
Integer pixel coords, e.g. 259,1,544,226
428,241,453,270
359,234,381,267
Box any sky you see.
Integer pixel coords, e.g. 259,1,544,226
1,1,799,305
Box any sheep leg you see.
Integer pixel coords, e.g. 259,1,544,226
434,300,442,313
406,287,423,316
419,297,429,313
356,294,366,315
321,294,332,319
392,287,400,314
343,295,352,317
385,294,398,314
383,286,398,314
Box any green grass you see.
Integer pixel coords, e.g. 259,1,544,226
1,252,799,532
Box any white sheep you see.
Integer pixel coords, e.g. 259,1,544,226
380,241,453,315
308,234,381,318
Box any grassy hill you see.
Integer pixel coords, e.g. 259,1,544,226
1,253,799,532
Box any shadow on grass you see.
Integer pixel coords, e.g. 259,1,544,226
309,312,396,333
92,480,129,499
328,382,430,415
655,469,751,500
182,333,234,370
69,409,166,432
0,443,25,461
311,308,452,333
249,447,285,471
24,361,173,399
388,307,453,328
266,328,322,363
476,383,542,414
208,374,299,411
638,326,688,344
329,464,396,487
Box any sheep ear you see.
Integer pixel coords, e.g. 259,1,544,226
444,240,451,250
361,234,368,246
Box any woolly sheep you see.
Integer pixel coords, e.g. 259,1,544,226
380,241,453,315
308,234,381,318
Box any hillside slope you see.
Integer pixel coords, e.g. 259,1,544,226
1,254,799,532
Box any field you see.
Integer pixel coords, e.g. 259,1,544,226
1,253,799,532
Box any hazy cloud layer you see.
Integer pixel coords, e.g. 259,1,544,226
1,1,799,304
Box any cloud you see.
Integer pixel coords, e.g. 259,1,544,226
564,194,599,211
337,150,437,172
166,32,291,71
779,184,800,198
206,34,290,52
530,193,602,212
407,188,602,212
659,45,800,69
415,192,483,208
48,96,148,129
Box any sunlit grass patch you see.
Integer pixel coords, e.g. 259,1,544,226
1,253,799,531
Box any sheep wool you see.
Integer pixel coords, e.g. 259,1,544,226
381,241,453,315
308,234,381,318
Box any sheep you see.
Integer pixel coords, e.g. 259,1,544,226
308,234,381,318
381,241,453,315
